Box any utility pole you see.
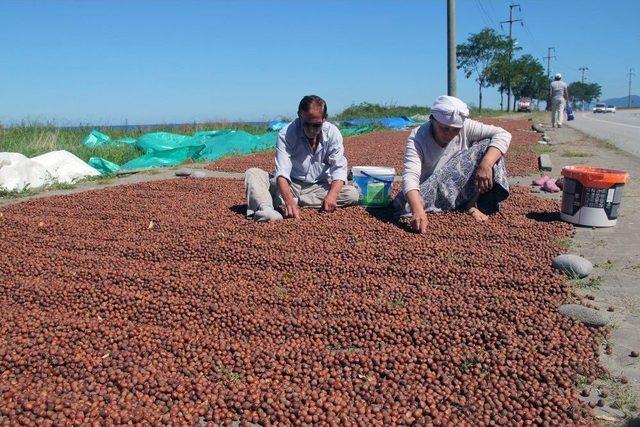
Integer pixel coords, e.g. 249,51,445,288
578,66,589,111
447,0,457,96
628,68,636,108
579,66,589,83
501,4,522,112
543,47,556,79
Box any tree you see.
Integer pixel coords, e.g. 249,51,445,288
484,40,521,111
510,54,547,109
457,29,511,112
486,53,510,111
568,82,602,106
533,74,550,110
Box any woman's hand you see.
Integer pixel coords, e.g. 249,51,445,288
405,189,428,233
475,161,494,194
410,211,428,234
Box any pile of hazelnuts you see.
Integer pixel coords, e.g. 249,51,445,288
0,177,602,424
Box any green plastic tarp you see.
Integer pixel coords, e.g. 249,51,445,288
340,125,373,137
196,131,277,161
83,128,279,173
134,132,196,153
83,130,137,147
120,144,205,170
83,130,112,147
88,157,121,175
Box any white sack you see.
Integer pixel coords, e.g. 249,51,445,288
0,150,99,192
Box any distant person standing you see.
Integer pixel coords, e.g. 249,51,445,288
550,73,569,128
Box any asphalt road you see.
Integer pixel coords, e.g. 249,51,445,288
567,108,640,158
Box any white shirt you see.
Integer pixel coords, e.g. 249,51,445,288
274,118,348,184
402,119,512,195
550,80,567,98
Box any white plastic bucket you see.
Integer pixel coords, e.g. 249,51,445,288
560,165,630,227
352,166,395,207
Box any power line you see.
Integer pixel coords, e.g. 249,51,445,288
522,21,541,51
477,0,498,28
474,0,495,28
486,0,500,21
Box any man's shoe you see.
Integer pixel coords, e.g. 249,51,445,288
253,208,283,222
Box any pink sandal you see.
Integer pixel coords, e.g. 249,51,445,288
532,175,550,186
542,179,561,192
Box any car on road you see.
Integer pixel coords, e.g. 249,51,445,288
606,105,616,113
593,103,607,113
517,97,532,112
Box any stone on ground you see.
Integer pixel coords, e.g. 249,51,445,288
539,154,553,171
532,123,545,133
553,254,593,278
558,304,609,327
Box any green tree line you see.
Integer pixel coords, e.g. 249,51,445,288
457,28,601,112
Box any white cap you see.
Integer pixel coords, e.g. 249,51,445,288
431,95,469,128
555,73,562,79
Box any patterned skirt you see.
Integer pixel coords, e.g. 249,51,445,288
394,139,509,216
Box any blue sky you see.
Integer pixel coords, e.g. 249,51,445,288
1,0,638,125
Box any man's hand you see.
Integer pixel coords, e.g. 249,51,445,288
321,193,338,213
282,201,300,219
410,211,428,234
475,161,494,194
276,176,300,219
321,180,343,213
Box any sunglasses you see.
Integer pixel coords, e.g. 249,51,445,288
301,120,324,129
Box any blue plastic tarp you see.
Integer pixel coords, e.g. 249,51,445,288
342,116,414,129
268,121,289,131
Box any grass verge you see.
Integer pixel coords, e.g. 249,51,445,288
533,145,556,154
0,121,271,166
571,275,603,290
561,150,593,158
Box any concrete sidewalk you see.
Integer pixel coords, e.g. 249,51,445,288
519,122,640,422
